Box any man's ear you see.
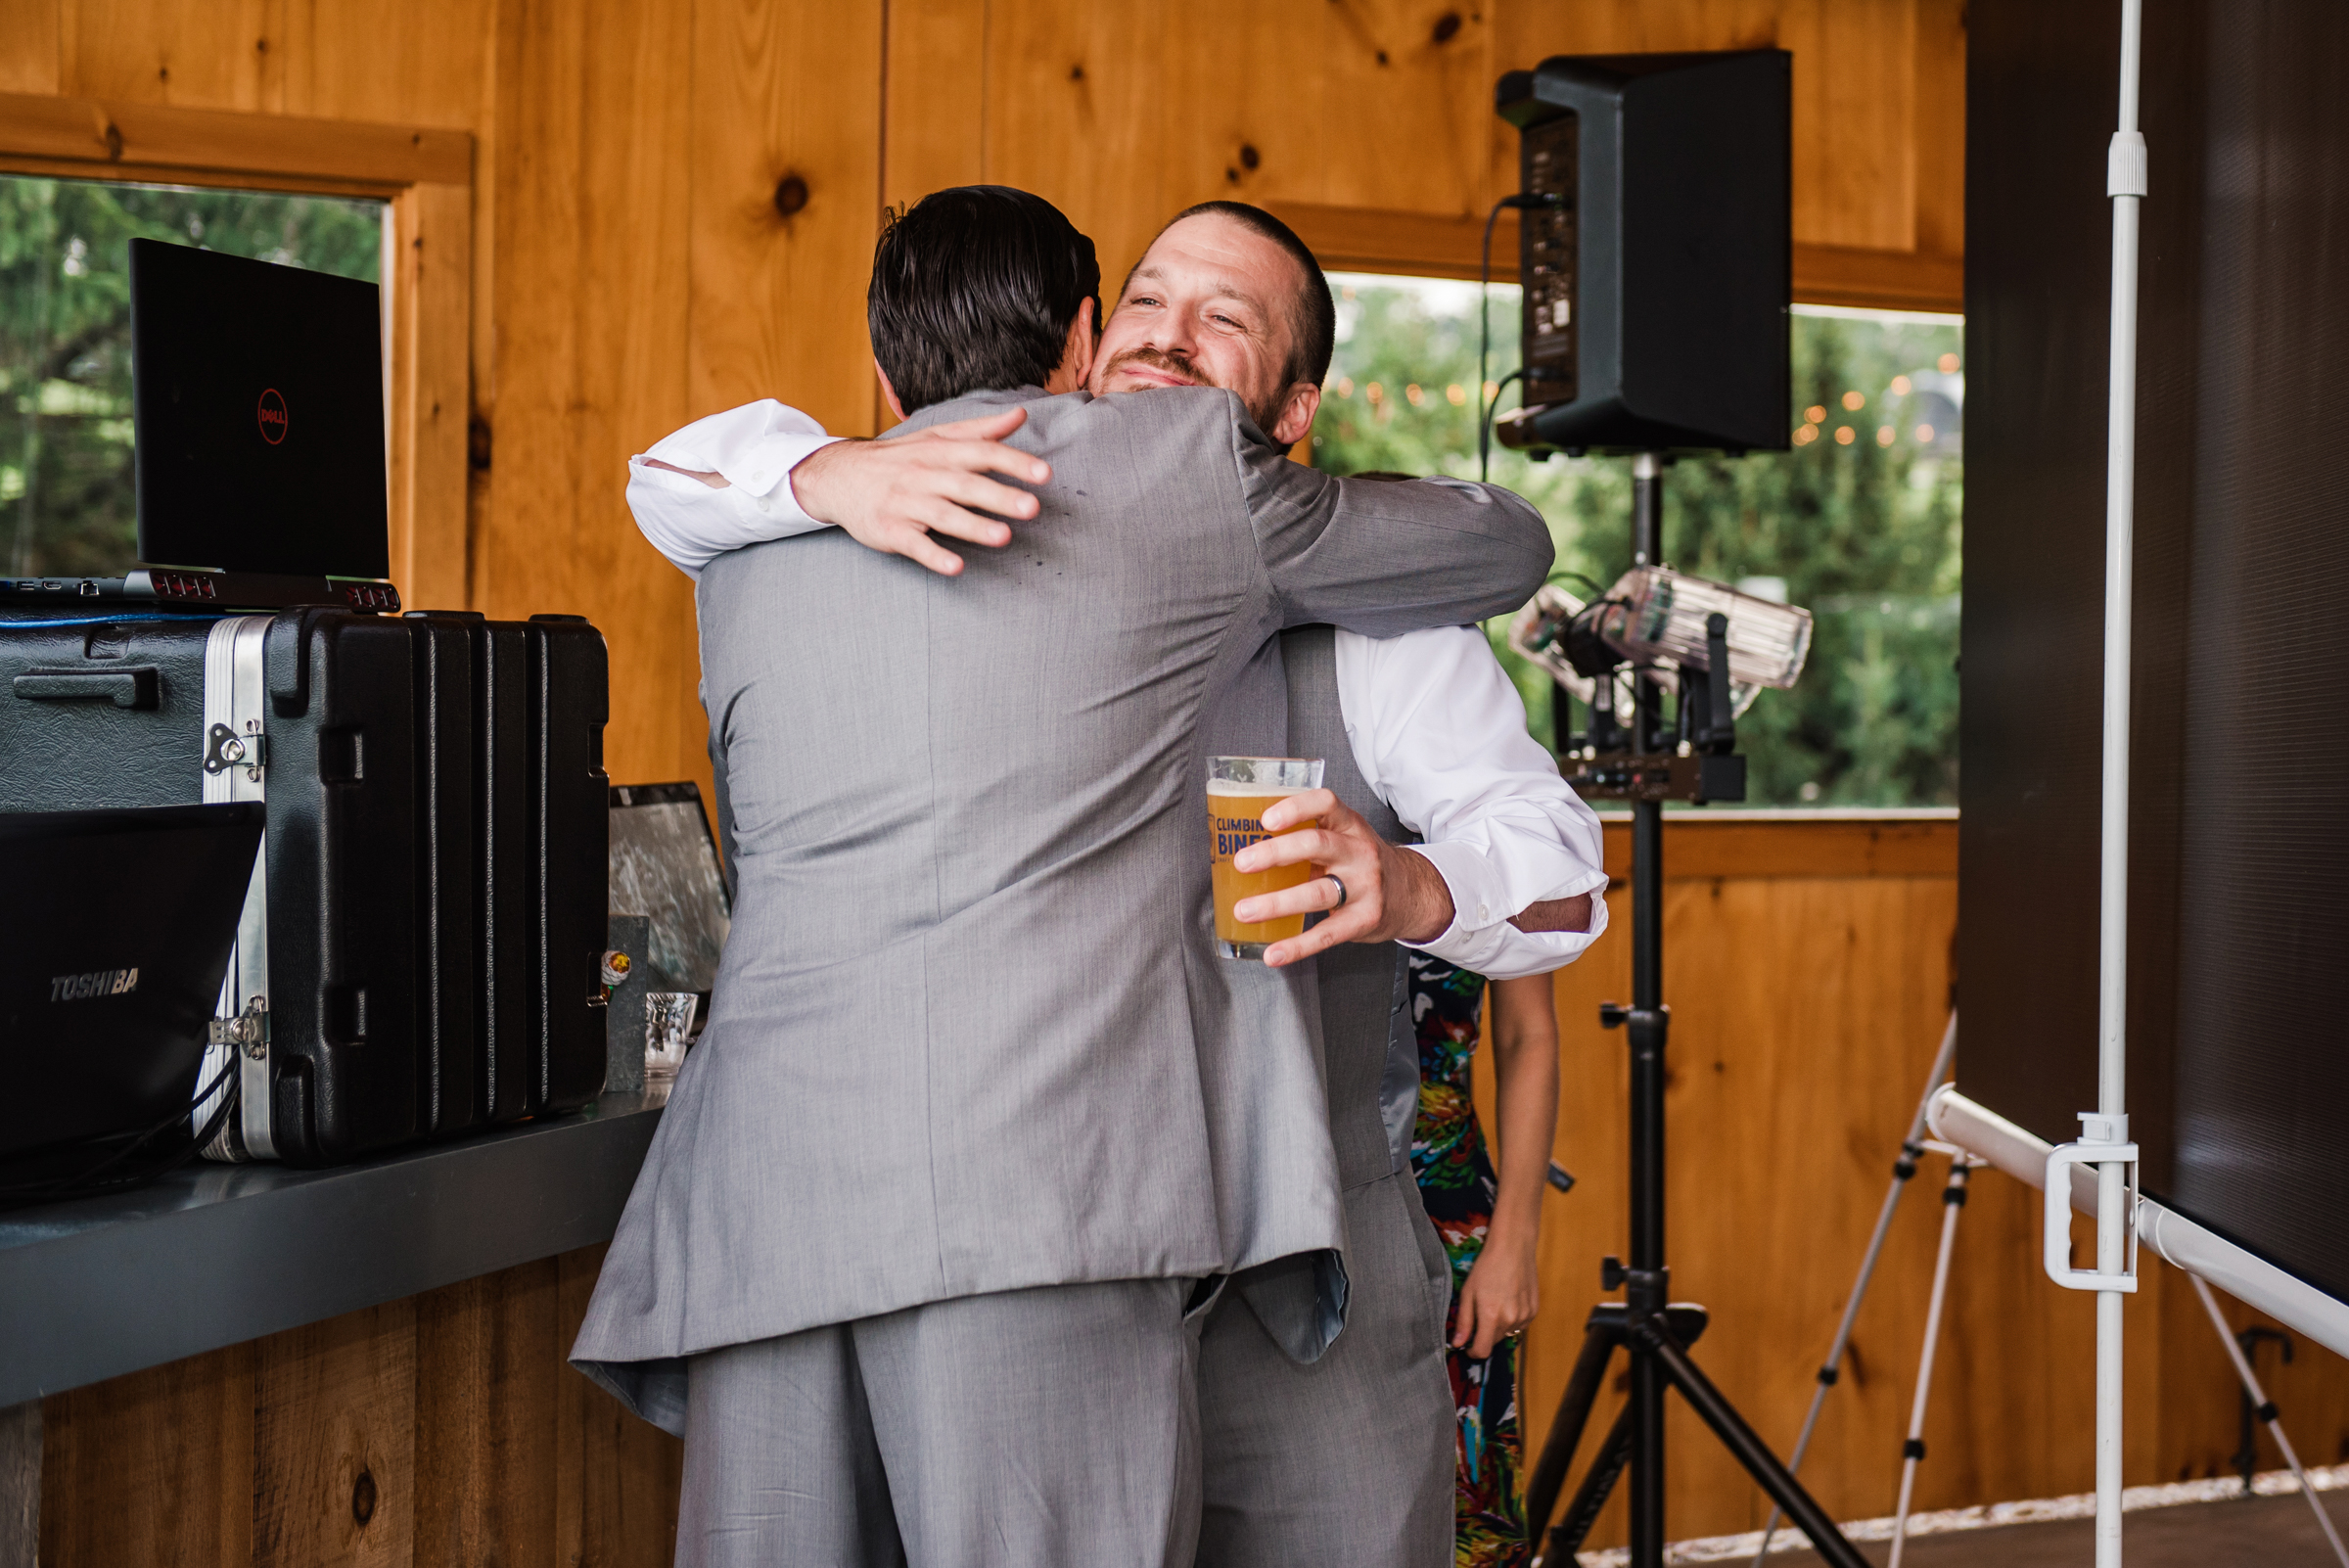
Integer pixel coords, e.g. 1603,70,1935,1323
1044,297,1096,395
1268,379,1321,449
873,358,908,423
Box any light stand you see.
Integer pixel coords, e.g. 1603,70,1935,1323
1523,454,1867,1568
1750,1015,1958,1566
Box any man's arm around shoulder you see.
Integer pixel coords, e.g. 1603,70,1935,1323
1226,406,1553,638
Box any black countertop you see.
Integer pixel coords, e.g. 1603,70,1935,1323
0,1092,663,1406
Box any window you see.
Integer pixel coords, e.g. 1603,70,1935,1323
1313,275,1962,808
1,175,386,578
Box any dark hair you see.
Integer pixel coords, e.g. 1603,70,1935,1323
867,186,1102,413
1144,202,1336,392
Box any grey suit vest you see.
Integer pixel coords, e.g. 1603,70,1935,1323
1280,626,1423,1188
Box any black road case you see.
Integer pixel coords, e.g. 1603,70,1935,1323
3,605,611,1164
2,607,419,1165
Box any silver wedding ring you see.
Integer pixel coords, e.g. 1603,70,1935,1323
1326,874,1348,908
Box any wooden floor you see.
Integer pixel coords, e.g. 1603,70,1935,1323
1754,1488,2347,1566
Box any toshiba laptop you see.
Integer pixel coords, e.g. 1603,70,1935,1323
0,238,397,612
0,803,263,1162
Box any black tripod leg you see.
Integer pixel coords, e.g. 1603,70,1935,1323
1543,1406,1634,1565
1523,1310,1624,1545
1633,1319,1870,1568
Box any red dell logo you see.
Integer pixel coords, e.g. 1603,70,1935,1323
257,388,289,444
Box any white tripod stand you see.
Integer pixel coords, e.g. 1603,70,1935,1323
1754,1013,2349,1568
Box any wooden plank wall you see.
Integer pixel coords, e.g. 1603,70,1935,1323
38,1246,680,1567
1502,818,2349,1547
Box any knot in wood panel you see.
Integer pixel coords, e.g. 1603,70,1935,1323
1432,11,1462,44
773,173,810,219
350,1468,377,1525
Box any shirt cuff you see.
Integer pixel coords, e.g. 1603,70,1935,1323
719,432,844,507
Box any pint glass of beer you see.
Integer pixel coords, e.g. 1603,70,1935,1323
1209,756,1326,960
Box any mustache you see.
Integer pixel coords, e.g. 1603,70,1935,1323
1103,346,1212,387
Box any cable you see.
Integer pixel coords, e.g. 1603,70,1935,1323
1477,194,1563,484
1480,371,1522,484
0,1054,241,1210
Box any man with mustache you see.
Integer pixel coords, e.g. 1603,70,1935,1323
626,198,1608,1567
578,186,1579,1567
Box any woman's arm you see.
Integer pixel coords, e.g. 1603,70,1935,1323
1451,973,1562,1358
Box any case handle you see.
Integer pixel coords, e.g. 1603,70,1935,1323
13,666,160,709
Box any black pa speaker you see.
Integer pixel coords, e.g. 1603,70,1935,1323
1495,50,1790,456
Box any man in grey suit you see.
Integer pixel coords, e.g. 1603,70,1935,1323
574,187,1557,1566
622,198,1610,1568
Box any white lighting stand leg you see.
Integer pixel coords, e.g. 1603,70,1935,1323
1888,1157,1976,1568
1752,1013,1958,1568
2189,1272,2349,1567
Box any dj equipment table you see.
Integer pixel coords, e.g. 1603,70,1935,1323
0,1093,663,1406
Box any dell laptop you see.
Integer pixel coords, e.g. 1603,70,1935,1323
0,238,398,612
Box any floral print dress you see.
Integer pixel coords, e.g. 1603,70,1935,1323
1407,951,1528,1568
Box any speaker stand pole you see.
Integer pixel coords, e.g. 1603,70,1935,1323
1526,454,1868,1568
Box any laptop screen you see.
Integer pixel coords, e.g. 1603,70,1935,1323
0,802,262,1161
609,783,731,993
129,238,389,578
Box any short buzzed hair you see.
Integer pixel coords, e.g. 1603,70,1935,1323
1135,202,1336,393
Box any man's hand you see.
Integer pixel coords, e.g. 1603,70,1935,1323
1230,789,1455,968
787,408,1053,576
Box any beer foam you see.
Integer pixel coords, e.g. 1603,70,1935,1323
1208,779,1315,797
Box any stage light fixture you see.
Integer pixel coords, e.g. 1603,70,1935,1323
1509,566,1812,720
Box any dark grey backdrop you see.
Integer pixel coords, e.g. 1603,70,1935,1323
1962,0,2349,1302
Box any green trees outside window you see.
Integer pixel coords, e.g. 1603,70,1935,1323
1,176,383,578
1313,274,1962,809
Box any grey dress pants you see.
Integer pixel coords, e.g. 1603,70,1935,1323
677,1275,1205,1568
1195,1168,1458,1568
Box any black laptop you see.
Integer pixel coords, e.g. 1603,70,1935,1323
130,238,389,578
0,241,398,613
0,803,263,1162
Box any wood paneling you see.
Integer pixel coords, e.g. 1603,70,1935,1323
412,1263,558,1568
886,0,1960,314
387,179,472,612
478,0,702,790
41,1248,679,1568
556,1246,684,1568
0,90,467,186
1267,199,1965,312
687,0,884,438
41,1340,254,1568
253,1303,416,1568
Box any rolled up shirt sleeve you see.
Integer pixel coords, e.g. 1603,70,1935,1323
625,398,845,578
1333,623,1610,981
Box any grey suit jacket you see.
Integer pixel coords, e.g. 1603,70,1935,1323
573,385,1550,1430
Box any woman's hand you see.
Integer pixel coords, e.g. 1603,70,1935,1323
1453,1223,1541,1360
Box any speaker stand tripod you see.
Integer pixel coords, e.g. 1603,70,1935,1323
1527,455,1868,1568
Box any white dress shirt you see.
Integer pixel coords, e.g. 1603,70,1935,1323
627,399,1609,979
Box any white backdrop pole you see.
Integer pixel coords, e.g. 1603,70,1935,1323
2095,1,2148,1563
